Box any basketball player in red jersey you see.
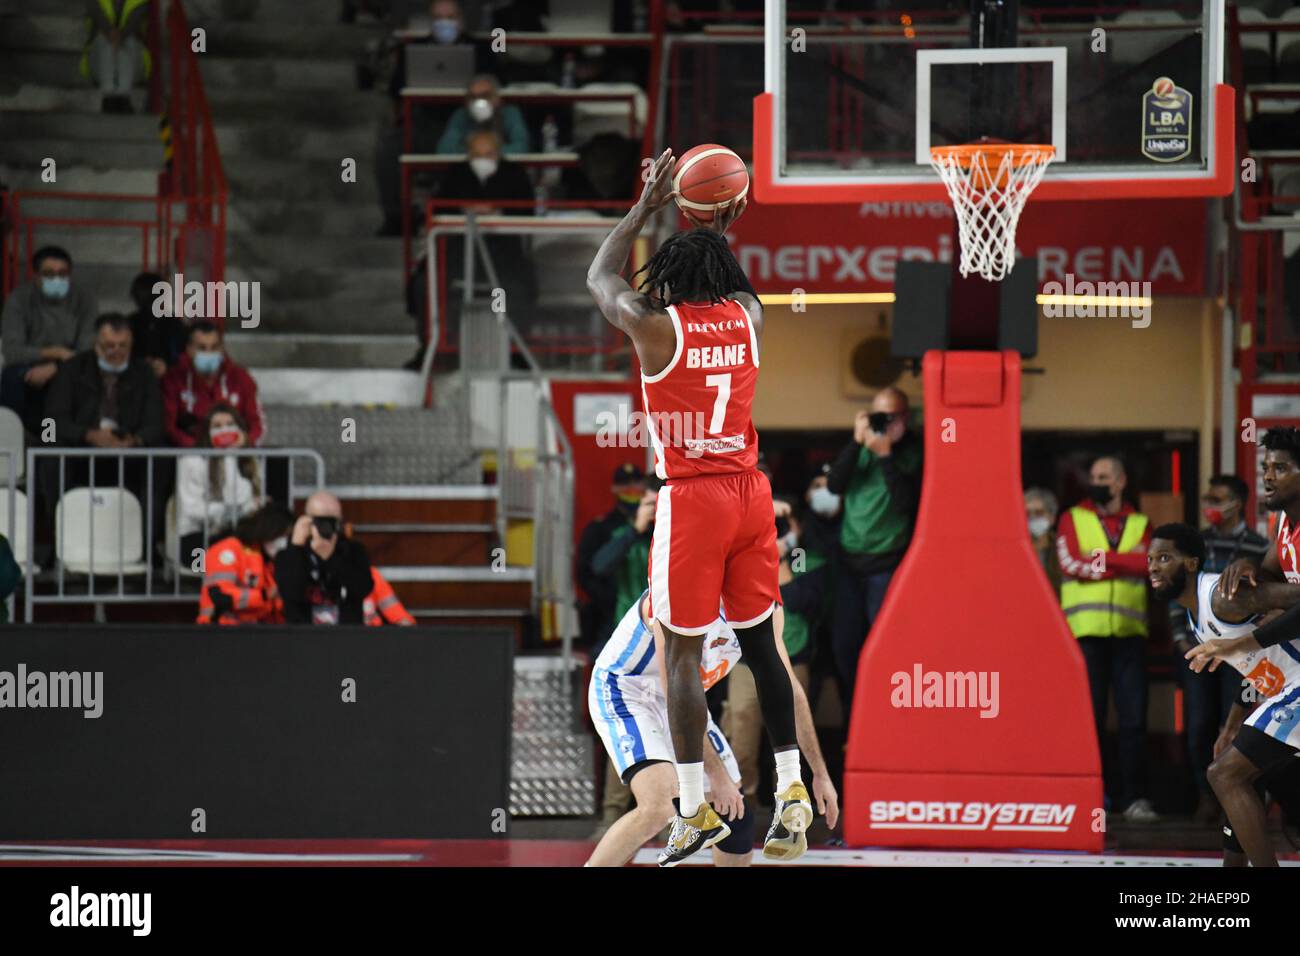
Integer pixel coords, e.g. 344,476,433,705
586,149,812,866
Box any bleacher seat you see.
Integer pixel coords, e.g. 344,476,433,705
0,406,25,483
55,487,149,576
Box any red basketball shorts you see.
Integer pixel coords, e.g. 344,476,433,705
647,468,780,635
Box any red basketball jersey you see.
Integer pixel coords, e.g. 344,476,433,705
1278,512,1300,583
640,298,760,480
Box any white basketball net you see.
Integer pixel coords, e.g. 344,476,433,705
929,145,1054,282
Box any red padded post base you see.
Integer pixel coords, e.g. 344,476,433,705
842,351,1103,851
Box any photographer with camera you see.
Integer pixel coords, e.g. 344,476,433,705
826,387,923,714
275,490,373,626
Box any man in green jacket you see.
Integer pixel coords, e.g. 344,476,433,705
826,387,923,713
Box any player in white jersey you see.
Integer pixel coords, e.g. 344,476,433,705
586,589,838,867
1149,523,1300,866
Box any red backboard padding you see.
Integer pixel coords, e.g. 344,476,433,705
843,351,1103,850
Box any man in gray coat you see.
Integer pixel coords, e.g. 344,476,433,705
1,245,97,434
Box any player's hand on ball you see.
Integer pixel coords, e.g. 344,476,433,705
636,148,677,216
686,196,747,235
813,771,840,830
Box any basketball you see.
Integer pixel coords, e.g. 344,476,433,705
673,143,749,222
1153,76,1175,96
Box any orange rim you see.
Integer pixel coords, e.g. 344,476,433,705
930,143,1055,169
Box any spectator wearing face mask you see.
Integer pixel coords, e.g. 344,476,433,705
435,74,531,156
276,491,374,626
126,271,187,378
374,0,483,235
1057,454,1156,823
161,320,264,448
176,404,264,568
826,386,923,712
1167,474,1269,824
44,313,163,452
576,463,647,649
1024,486,1062,596
197,502,295,625
433,129,538,328
1,245,97,434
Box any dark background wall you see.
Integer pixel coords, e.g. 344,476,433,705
0,626,512,839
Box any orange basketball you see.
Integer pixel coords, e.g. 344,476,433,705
673,144,749,223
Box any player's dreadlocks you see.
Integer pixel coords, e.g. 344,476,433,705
632,228,748,306
1263,426,1300,465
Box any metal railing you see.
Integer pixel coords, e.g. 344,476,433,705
425,214,577,658
21,447,324,622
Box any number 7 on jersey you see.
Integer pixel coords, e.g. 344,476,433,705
705,373,731,435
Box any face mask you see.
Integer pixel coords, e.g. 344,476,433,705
431,18,459,43
41,275,70,299
97,355,128,375
1028,516,1052,538
809,486,840,516
264,536,288,559
1203,507,1225,525
469,157,498,182
193,350,223,375
1087,484,1112,505
467,97,494,124
616,492,643,506
210,425,242,448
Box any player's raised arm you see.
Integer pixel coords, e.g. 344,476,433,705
586,148,677,335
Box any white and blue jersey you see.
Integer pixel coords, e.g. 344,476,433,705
1189,571,1300,749
589,591,742,784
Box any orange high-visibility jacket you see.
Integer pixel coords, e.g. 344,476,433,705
197,536,282,625
364,567,414,626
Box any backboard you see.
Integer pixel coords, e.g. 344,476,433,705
753,0,1234,203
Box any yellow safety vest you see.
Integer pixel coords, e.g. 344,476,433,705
1060,507,1149,639
81,0,154,81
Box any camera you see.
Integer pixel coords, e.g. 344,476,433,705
312,516,340,539
867,411,893,432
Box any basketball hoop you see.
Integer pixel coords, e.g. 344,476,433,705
929,142,1055,282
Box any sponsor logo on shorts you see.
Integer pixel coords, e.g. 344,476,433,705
868,801,1077,832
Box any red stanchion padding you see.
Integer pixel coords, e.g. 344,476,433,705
843,350,1103,851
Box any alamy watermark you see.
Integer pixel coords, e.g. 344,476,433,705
0,664,103,718
1040,273,1151,329
152,273,261,328
890,663,1000,719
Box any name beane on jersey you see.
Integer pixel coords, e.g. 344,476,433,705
686,343,747,369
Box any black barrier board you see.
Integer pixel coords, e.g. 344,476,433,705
0,625,512,839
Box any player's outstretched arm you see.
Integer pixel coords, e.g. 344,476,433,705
586,148,676,335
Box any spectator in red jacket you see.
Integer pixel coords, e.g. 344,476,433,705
162,320,264,448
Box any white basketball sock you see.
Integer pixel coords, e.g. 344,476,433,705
677,763,705,818
775,750,803,793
